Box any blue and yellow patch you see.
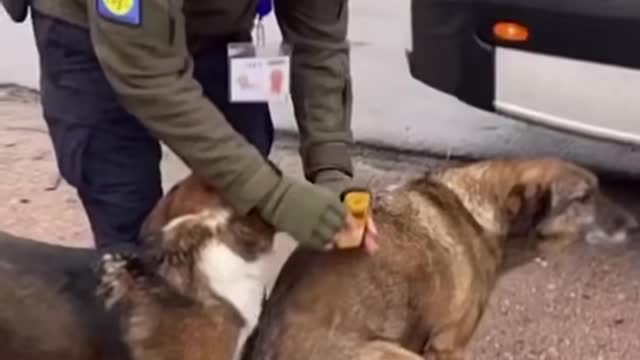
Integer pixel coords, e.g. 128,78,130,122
97,0,141,26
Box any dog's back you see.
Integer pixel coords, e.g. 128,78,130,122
245,158,637,360
0,231,130,360
245,179,499,360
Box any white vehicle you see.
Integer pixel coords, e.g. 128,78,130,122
407,0,640,147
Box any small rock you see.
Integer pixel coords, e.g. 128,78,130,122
9,198,30,205
613,318,625,326
32,151,50,160
44,174,62,191
65,197,78,204
535,257,548,267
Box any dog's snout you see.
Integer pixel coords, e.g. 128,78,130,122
625,213,639,231
584,212,638,246
586,193,639,245
585,225,628,246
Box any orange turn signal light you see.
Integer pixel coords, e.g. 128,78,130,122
493,21,529,42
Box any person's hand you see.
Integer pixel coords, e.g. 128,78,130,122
362,215,380,253
255,171,379,253
256,175,349,250
325,213,380,255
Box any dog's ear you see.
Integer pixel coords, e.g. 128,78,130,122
505,183,550,236
139,183,180,240
505,171,596,236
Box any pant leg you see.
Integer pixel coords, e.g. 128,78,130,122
192,36,275,157
31,11,163,249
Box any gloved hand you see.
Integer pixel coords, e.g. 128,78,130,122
256,174,348,250
313,169,353,196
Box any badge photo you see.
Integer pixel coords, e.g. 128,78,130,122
227,42,291,103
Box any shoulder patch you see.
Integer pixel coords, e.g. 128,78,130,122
97,0,142,26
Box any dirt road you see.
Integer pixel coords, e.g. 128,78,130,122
1,88,638,359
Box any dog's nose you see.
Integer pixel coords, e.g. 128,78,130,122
618,212,639,238
627,214,639,231
627,224,640,236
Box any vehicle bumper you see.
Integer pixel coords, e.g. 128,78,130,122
495,48,640,146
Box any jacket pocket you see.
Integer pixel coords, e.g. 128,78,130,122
35,15,114,96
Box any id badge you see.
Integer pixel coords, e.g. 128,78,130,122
228,42,291,103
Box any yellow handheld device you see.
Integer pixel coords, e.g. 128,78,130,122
335,189,372,249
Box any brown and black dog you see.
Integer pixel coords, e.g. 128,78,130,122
243,157,637,360
0,175,278,360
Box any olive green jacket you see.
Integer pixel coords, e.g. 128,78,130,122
30,0,354,215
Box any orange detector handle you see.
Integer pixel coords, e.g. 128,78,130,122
335,189,372,249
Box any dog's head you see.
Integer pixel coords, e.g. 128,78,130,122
140,175,275,261
138,175,276,296
433,158,637,269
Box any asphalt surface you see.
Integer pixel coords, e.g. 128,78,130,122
1,88,639,359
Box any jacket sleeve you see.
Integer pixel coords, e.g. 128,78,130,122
86,0,279,214
274,0,354,181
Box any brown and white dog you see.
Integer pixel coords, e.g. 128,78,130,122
97,174,280,360
242,157,637,360
0,174,279,360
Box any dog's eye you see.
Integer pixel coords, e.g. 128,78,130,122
573,189,594,204
577,193,593,204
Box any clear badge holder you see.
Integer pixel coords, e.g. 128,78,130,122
228,20,292,103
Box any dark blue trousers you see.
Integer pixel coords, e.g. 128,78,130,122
31,11,274,249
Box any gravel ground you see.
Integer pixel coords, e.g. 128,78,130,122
1,87,639,359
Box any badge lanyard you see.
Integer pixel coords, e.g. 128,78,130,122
255,0,272,47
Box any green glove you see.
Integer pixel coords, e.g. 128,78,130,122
313,169,353,196
256,174,348,250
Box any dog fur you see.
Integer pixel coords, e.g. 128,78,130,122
0,232,127,360
1,158,635,360
0,174,277,360
243,157,637,360
95,252,243,360
102,174,279,360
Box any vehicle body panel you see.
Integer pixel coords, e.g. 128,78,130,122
407,0,640,146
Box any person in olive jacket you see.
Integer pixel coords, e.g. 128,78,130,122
1,0,377,251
